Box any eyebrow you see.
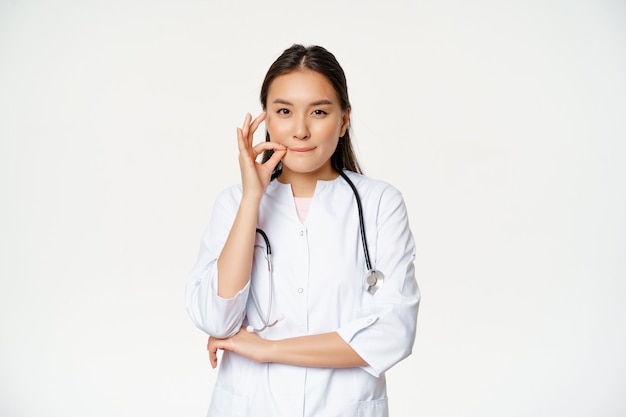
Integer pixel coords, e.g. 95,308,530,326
272,98,334,106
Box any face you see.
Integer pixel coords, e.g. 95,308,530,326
265,70,350,182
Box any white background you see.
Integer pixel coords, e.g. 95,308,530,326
1,1,625,416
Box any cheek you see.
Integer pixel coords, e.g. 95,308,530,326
265,117,286,140
312,120,342,138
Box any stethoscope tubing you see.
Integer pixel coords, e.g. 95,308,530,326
248,171,381,333
248,228,280,333
337,170,373,272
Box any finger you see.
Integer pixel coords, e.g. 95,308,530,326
251,141,286,158
236,127,247,154
248,112,266,137
240,113,252,145
241,112,252,129
237,128,255,165
208,341,219,369
265,148,287,171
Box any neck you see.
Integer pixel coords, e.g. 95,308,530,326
278,166,339,197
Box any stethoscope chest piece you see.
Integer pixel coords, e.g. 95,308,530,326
365,269,384,295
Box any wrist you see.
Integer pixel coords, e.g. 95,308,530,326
262,339,278,363
240,190,264,206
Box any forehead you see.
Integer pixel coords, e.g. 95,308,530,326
267,70,339,103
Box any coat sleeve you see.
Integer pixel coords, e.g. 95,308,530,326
336,184,420,377
185,186,251,339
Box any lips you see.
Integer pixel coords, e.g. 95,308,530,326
289,147,315,153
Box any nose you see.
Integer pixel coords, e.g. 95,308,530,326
293,116,310,140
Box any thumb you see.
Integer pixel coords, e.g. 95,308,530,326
265,148,287,172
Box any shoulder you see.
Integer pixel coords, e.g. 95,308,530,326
342,171,411,225
212,181,287,212
342,170,405,202
212,184,243,212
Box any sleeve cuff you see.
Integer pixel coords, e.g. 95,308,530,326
336,315,381,377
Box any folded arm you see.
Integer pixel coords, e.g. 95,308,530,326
207,328,367,369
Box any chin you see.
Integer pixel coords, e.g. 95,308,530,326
284,165,335,179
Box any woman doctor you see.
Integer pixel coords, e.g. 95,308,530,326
186,44,420,417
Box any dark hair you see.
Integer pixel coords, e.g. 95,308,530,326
260,44,362,174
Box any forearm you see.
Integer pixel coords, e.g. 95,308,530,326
267,332,367,368
217,196,261,298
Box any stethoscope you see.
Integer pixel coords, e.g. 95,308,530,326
246,170,385,333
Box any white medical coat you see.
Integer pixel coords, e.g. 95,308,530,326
186,171,420,417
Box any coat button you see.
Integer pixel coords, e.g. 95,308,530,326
297,288,303,293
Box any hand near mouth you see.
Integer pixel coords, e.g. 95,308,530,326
236,112,286,200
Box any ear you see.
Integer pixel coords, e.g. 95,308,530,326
339,107,351,137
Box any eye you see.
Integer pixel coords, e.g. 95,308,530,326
277,108,290,115
312,109,327,116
